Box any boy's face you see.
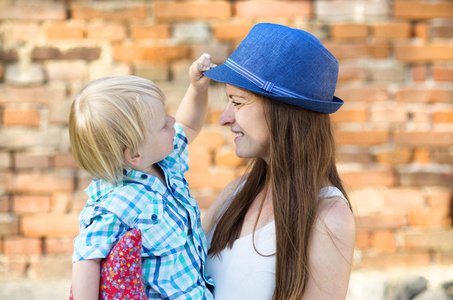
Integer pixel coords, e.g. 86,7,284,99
134,101,176,174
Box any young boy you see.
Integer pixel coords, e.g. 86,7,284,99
70,54,216,299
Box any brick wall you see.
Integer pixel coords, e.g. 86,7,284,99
0,0,452,282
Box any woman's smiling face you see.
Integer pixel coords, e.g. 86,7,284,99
219,85,271,162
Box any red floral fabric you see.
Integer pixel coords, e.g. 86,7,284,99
70,229,146,300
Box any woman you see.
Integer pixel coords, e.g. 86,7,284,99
202,23,356,300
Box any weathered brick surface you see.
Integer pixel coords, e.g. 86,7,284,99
0,0,451,284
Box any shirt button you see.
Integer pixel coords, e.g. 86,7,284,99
123,169,127,175
152,214,158,221
198,245,202,252
141,174,148,179
188,228,192,236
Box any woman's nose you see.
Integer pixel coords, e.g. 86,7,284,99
219,105,234,126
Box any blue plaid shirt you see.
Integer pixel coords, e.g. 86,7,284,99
73,124,214,299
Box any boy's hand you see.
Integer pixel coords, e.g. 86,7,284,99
189,53,216,91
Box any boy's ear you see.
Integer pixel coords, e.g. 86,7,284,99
124,148,142,167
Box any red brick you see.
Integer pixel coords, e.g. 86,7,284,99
0,85,66,104
335,129,389,146
187,147,212,172
414,23,429,39
14,152,50,169
386,187,425,210
0,172,14,193
46,61,87,80
29,255,73,279
432,23,453,38
337,65,369,82
54,152,78,169
0,257,27,279
358,251,431,269
190,130,225,150
373,22,411,39
12,195,51,214
0,195,10,213
433,108,453,123
44,237,74,254
71,3,147,20
399,171,453,187
2,109,40,127
330,23,368,39
207,110,223,125
154,1,231,20
349,187,386,214
412,148,431,164
213,23,254,40
235,1,311,18
341,167,396,188
325,42,370,59
0,214,19,236
375,148,412,166
3,236,42,255
186,167,238,190
87,24,126,41
395,130,453,147
433,65,453,82
402,230,453,250
21,213,79,238
335,86,389,102
31,47,62,60
341,168,396,188
131,24,170,40
355,231,371,249
395,88,453,103
113,45,188,62
330,104,368,123
336,147,373,164
0,48,18,61
50,192,71,213
393,1,453,20
195,194,217,210
395,43,453,63
14,172,75,193
0,3,66,20
46,24,84,40
370,103,408,124
0,152,11,169
371,231,396,253
214,147,247,167
408,208,449,229
412,65,427,82
426,187,452,207
356,213,408,231
2,23,40,43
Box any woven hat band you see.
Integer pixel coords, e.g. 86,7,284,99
224,58,306,99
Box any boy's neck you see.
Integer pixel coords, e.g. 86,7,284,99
148,164,166,185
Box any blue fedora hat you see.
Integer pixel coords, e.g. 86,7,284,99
204,23,343,114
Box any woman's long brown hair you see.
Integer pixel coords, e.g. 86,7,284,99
208,96,350,300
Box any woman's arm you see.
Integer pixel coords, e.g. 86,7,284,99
72,258,102,300
301,198,356,300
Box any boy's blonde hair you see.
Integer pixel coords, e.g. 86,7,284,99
69,76,166,184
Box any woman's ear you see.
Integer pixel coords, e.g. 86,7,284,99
124,148,142,168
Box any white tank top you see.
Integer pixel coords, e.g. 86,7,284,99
205,186,346,300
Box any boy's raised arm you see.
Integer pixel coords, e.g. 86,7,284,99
176,53,216,144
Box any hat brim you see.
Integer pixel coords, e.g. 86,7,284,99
204,63,343,114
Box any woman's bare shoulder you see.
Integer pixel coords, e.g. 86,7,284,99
201,174,248,235
302,197,355,299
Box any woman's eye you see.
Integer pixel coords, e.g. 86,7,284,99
231,101,241,106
